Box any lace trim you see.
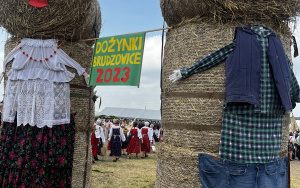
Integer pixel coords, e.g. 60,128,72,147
3,80,70,128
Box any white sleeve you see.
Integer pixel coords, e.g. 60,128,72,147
120,127,126,142
100,127,105,143
56,47,85,75
3,43,24,73
108,126,113,140
95,125,100,138
148,128,153,142
138,128,142,139
127,128,131,137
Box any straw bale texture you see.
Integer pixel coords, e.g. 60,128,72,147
0,0,101,41
160,0,300,27
72,131,93,188
158,21,293,187
4,38,95,188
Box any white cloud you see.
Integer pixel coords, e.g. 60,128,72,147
0,51,4,72
0,51,4,101
292,19,300,116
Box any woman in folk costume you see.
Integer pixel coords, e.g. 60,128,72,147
0,38,89,187
154,124,160,143
121,118,129,155
149,124,155,145
91,118,99,163
93,119,105,161
104,119,112,141
141,121,153,158
159,127,164,142
126,121,142,159
108,119,125,162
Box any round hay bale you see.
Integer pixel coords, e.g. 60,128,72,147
160,0,300,26
4,38,95,188
158,21,292,187
0,0,101,41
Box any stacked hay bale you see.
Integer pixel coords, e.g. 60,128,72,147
0,0,101,187
158,0,300,187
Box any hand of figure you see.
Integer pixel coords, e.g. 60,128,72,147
83,72,90,85
169,70,182,83
0,72,4,83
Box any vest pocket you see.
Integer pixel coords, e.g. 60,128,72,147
226,68,247,96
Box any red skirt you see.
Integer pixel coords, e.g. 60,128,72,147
91,133,98,157
126,136,140,154
141,135,150,153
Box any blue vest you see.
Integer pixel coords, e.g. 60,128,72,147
225,26,292,110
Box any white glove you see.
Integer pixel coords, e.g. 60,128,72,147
169,70,182,83
0,72,4,83
83,72,90,85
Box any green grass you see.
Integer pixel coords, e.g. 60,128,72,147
92,148,157,188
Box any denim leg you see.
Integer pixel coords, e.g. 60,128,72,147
276,157,288,188
257,161,278,188
198,153,229,188
225,161,256,188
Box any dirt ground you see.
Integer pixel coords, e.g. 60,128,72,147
92,144,300,188
91,144,157,188
291,159,300,188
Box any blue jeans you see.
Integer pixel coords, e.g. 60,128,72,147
198,153,288,188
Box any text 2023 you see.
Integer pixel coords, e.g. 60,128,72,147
96,67,130,83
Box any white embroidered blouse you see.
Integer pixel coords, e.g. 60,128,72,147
2,38,86,128
3,38,85,82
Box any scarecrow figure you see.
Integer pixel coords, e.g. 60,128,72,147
0,0,101,187
157,0,300,187
169,24,300,188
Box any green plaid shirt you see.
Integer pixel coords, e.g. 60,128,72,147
181,25,300,163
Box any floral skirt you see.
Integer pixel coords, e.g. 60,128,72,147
0,115,76,188
141,135,150,153
91,133,98,157
126,137,140,154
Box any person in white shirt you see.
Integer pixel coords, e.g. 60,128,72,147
289,132,296,161
126,121,142,159
108,119,126,162
91,118,104,161
149,124,156,146
104,119,112,140
141,122,153,158
95,119,105,156
154,126,160,142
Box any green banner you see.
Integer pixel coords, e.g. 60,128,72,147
89,32,145,86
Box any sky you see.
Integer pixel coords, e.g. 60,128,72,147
1,1,300,116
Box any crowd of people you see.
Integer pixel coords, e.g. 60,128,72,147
289,130,300,161
91,117,163,163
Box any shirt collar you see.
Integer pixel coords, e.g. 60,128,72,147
251,24,274,37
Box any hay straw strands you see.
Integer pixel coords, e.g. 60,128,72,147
77,27,172,42
160,0,300,27
0,0,101,41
